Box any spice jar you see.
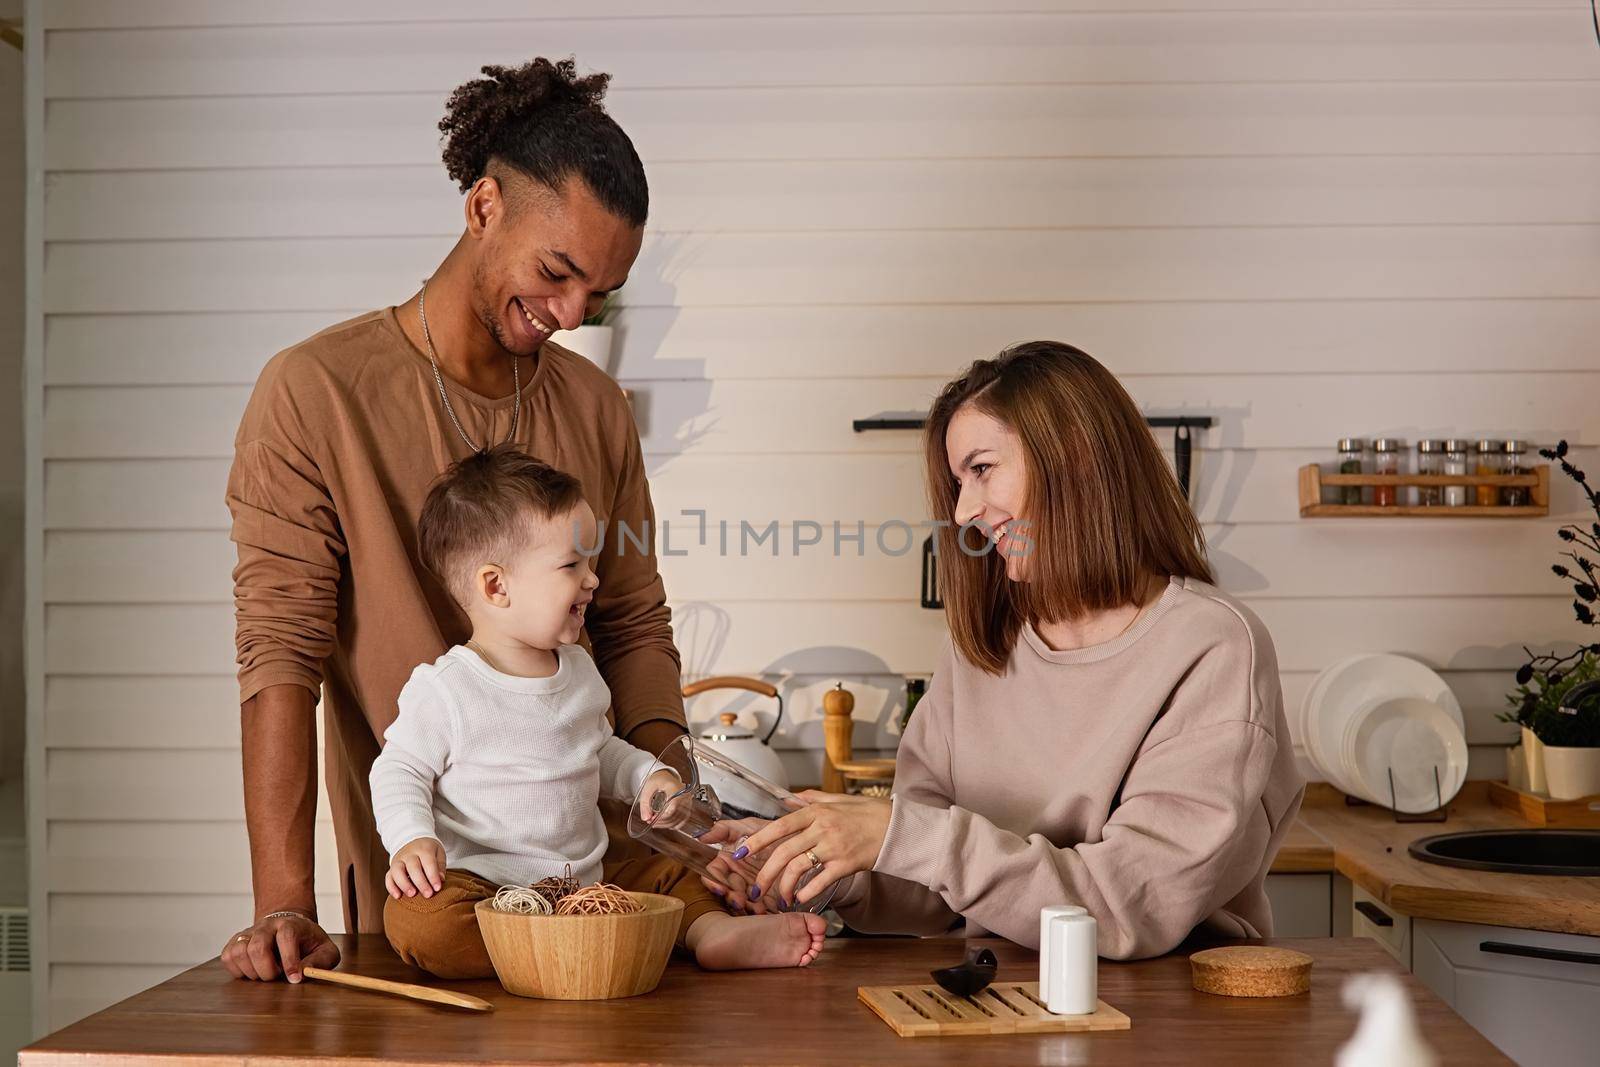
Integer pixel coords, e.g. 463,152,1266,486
1502,439,1531,507
1443,439,1469,506
1336,438,1365,505
1474,439,1504,506
1415,440,1445,506
1372,438,1401,507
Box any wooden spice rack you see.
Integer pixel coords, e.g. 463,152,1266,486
1298,464,1548,518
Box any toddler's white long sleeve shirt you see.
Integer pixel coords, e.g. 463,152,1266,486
370,644,655,887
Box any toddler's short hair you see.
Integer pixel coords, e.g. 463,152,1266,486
418,445,585,608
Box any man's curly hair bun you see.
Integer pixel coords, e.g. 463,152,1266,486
439,57,648,227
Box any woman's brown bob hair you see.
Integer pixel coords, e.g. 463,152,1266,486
924,341,1213,674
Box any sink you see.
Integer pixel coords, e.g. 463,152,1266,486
1408,829,1600,876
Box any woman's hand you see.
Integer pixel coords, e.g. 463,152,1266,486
737,790,892,908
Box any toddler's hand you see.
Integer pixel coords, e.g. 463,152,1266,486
386,837,446,899
637,768,685,824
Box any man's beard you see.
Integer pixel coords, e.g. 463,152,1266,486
476,296,518,354
471,259,539,357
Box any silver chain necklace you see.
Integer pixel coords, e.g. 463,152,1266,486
418,277,520,453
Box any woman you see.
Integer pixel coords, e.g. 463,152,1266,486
731,342,1304,959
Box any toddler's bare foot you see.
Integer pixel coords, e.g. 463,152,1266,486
687,911,827,970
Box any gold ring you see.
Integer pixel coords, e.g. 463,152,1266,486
806,849,821,868
234,935,249,943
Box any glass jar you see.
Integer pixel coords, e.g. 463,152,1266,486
1336,438,1365,505
1415,440,1445,506
630,736,837,914
1443,439,1469,506
1502,439,1531,507
1474,439,1504,506
1372,438,1401,507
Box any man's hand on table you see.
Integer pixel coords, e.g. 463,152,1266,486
221,910,340,984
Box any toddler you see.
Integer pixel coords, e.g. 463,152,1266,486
371,446,825,978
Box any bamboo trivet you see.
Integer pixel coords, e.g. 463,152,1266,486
858,980,1129,1037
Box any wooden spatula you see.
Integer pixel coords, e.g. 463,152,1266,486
301,966,493,1012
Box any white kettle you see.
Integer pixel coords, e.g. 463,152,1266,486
685,675,789,788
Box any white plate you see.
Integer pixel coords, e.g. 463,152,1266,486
1344,697,1468,813
1302,654,1464,804
1302,654,1378,796
1300,654,1349,790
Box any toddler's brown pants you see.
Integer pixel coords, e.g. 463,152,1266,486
383,856,725,979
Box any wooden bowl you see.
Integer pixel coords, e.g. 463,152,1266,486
474,893,683,1000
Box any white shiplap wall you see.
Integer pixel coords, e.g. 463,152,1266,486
1,0,24,800
2,3,31,1064
26,0,1600,1036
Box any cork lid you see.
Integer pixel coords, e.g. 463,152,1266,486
1190,946,1313,998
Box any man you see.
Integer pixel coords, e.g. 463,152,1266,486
219,58,687,983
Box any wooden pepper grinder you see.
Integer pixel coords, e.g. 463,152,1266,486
821,682,855,794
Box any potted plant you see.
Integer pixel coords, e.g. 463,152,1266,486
1536,668,1600,800
1502,440,1600,798
550,293,618,372
1505,653,1599,798
1502,670,1549,794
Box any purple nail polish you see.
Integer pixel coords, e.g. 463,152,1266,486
731,845,750,861
748,885,762,901
708,884,725,896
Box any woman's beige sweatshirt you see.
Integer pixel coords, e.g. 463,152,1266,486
834,577,1305,960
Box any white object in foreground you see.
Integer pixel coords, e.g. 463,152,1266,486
1336,972,1436,1067
1044,910,1098,1016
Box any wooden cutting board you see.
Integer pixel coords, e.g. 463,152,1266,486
858,981,1130,1037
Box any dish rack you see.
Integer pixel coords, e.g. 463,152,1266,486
1344,765,1449,823
1298,464,1548,518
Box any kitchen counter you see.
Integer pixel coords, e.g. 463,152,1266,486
20,935,1507,1066
1282,781,1600,937
1268,816,1337,872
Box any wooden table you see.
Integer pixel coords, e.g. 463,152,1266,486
21,935,1509,1066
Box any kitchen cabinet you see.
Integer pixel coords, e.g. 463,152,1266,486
1264,873,1332,937
1288,784,1600,1062
1349,881,1411,969
1412,918,1600,1067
